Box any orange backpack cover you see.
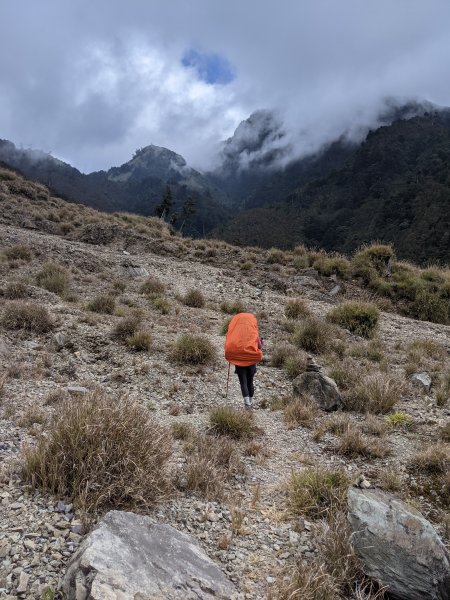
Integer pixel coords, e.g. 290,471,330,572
224,313,263,367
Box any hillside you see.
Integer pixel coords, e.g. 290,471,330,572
217,111,450,264
0,169,449,598
0,140,230,238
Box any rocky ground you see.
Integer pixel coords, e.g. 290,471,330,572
0,218,449,599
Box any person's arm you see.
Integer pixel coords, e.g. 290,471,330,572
258,337,263,349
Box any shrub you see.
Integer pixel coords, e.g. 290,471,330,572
292,317,335,354
150,295,170,314
140,276,165,296
87,295,116,314
22,391,172,512
313,256,351,278
352,244,395,280
285,298,310,320
284,353,308,379
36,262,71,295
440,422,450,442
271,343,297,368
410,289,449,324
284,397,317,429
4,281,28,299
410,443,449,475
220,316,232,336
182,289,205,308
287,467,349,519
182,433,243,500
1,301,53,333
3,245,32,261
436,372,450,407
172,334,216,365
327,301,379,338
209,406,259,439
113,314,142,340
343,373,405,414
126,331,152,351
267,248,285,264
171,422,194,440
336,426,389,458
220,299,246,314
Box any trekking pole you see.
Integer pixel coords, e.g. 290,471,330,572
225,362,231,398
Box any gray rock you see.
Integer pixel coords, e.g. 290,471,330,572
411,372,432,392
293,371,342,411
329,284,341,296
63,510,236,600
66,386,89,396
348,487,450,600
53,332,66,350
121,262,149,278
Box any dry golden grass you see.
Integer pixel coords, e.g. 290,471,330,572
4,281,29,299
287,467,349,520
172,334,216,365
209,406,259,439
112,314,142,340
182,288,205,308
343,373,406,414
36,262,71,295
284,396,318,429
410,443,449,475
293,317,337,354
87,294,116,314
285,298,310,320
182,432,243,500
125,331,152,351
1,301,54,333
336,426,389,458
140,276,165,296
23,390,172,512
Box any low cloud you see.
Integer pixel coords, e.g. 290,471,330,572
1,0,450,172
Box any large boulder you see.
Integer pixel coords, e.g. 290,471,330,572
347,487,450,600
63,510,236,600
293,357,342,411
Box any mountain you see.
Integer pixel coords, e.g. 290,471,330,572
2,100,450,263
215,107,450,264
0,140,229,236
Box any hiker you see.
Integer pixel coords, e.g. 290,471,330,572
224,312,263,410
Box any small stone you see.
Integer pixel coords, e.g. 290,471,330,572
16,571,30,594
66,386,88,396
289,530,299,545
411,372,432,392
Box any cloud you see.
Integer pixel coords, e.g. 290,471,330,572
1,0,450,172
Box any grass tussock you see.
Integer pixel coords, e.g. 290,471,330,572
327,301,379,338
287,467,349,519
87,294,116,314
410,443,449,475
337,426,389,458
285,298,310,320
209,405,259,439
182,288,205,308
36,262,71,295
4,281,29,299
293,317,337,354
1,301,54,333
22,390,172,512
3,245,32,262
343,373,406,414
140,276,165,296
181,432,244,500
125,331,152,351
172,334,216,365
284,396,318,429
112,314,142,340
220,299,246,315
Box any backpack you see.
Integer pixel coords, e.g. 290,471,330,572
224,312,263,367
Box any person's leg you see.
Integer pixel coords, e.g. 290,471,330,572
235,366,249,398
247,365,256,406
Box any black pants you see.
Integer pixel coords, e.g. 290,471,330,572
235,365,256,398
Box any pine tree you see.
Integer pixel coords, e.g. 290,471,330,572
155,185,174,220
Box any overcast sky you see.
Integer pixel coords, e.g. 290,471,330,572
1,0,450,173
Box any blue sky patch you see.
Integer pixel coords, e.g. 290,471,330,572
182,48,235,85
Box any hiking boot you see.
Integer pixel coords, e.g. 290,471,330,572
244,396,252,410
